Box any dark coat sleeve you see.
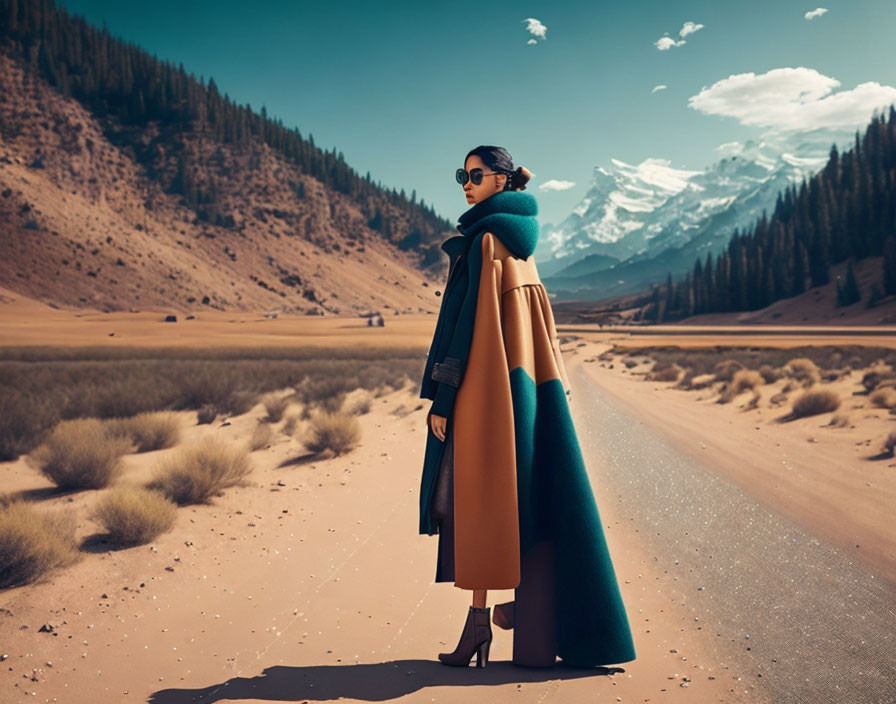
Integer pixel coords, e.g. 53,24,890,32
429,230,486,418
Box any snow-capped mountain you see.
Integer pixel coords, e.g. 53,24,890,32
538,128,857,300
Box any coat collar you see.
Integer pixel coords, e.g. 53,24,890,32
454,190,539,259
440,234,467,258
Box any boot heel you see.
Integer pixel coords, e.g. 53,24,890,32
476,638,490,668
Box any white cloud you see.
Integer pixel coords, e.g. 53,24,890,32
714,141,743,156
652,84,668,93
656,20,704,50
527,38,537,45
523,18,547,42
688,67,896,134
655,36,686,50
804,7,828,20
539,179,576,192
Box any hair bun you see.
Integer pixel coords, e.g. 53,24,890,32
512,166,532,191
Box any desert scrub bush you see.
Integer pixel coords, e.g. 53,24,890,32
197,404,218,425
248,421,275,451
821,368,851,383
294,375,353,410
280,413,299,436
861,368,896,393
146,437,253,505
783,358,821,388
674,368,696,389
770,390,789,406
791,389,840,418
27,418,132,490
646,362,682,382
828,413,850,428
689,373,717,390
883,431,896,456
718,369,765,404
623,358,639,369
262,393,290,423
0,499,80,588
712,359,745,383
105,412,181,452
759,364,784,384
869,387,896,409
219,390,259,416
88,486,177,546
304,411,361,457
341,388,373,416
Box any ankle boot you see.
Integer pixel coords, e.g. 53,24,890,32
493,601,515,630
438,605,493,668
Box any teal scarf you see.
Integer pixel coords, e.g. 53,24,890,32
456,190,539,257
420,191,540,418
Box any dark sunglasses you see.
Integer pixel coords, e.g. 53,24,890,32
456,167,506,186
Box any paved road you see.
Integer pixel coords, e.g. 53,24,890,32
571,360,896,704
559,325,896,337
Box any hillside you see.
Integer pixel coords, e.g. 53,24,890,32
0,2,453,315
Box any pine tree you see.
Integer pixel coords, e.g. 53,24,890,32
883,234,896,295
836,259,861,306
664,272,674,318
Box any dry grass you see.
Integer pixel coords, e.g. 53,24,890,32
248,422,275,451
304,411,361,456
828,413,851,428
27,418,133,490
883,431,896,456
782,358,821,388
758,364,784,383
791,389,841,418
616,344,880,384
262,394,290,423
341,388,373,416
0,345,420,460
0,499,80,588
105,412,181,452
280,413,299,437
197,404,218,425
146,437,253,505
770,390,790,406
683,373,716,390
88,486,177,546
718,369,765,404
869,387,896,409
712,359,745,382
861,367,896,393
646,362,682,382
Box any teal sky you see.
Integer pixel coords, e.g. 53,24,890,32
58,0,896,228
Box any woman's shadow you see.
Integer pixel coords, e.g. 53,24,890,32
148,659,624,703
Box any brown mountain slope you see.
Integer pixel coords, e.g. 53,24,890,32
0,52,447,315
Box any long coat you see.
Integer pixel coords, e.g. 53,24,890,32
419,192,636,667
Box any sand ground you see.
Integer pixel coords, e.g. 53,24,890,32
0,341,762,703
6,301,893,701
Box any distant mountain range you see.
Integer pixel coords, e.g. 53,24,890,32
537,127,860,300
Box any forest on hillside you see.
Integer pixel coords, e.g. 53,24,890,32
0,0,453,266
644,105,896,321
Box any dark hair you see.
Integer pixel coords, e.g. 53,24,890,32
464,145,532,191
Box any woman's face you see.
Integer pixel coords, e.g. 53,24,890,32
463,154,507,205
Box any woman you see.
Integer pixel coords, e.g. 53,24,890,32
419,145,636,670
